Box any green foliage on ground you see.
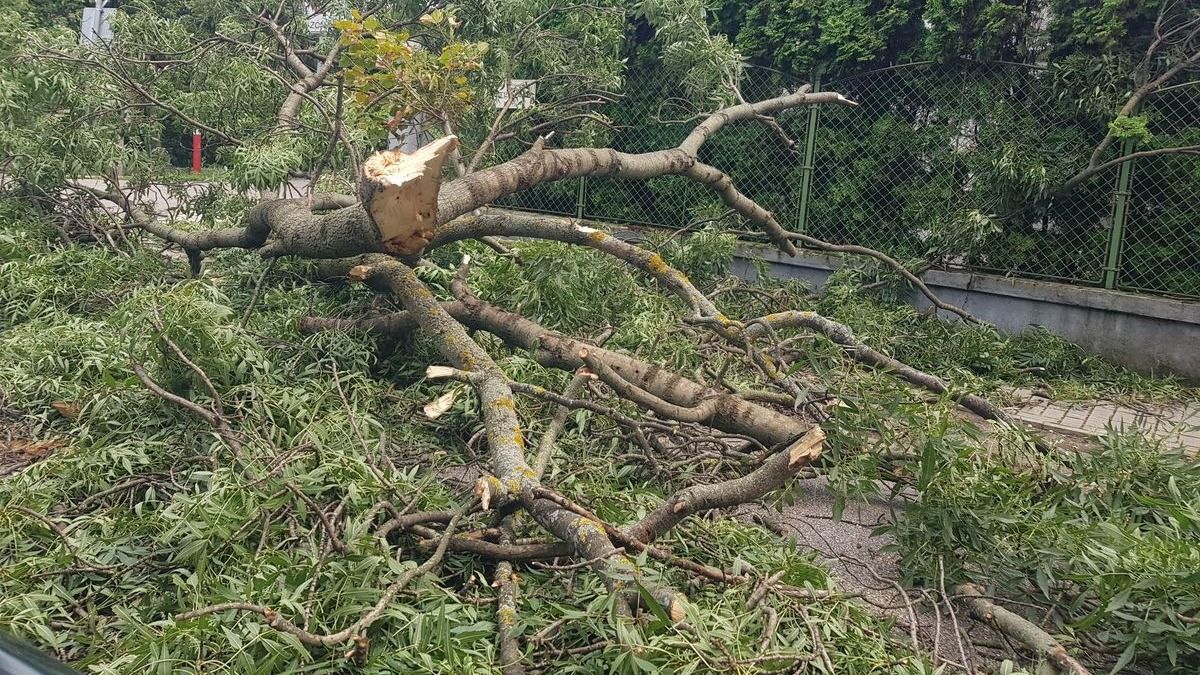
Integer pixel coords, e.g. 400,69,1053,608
3,199,1197,672
0,203,931,674
889,428,1200,673
2,1,1197,672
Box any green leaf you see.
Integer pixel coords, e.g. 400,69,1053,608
1109,638,1138,675
634,583,671,626
1105,587,1131,613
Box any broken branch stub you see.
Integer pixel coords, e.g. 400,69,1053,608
359,135,459,255
787,426,825,469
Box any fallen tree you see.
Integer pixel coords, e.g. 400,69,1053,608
0,4,1101,673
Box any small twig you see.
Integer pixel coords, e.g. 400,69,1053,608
306,76,345,204
532,370,590,478
797,604,834,672
7,505,116,572
303,533,333,631
150,306,223,415
131,362,242,458
61,475,164,515
940,557,974,674
239,259,278,330
330,363,395,491
176,503,472,649
285,483,346,554
746,570,785,610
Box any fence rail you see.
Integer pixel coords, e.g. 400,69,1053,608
498,62,1200,299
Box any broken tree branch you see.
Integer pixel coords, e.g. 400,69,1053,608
359,136,459,255
955,583,1092,675
135,89,854,261
343,258,677,613
625,427,825,544
301,295,811,448
741,311,1033,436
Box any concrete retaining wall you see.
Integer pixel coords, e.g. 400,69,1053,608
729,242,1200,380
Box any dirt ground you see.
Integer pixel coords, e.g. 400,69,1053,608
739,477,1014,673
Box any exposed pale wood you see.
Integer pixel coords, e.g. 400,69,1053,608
787,426,826,468
359,135,458,255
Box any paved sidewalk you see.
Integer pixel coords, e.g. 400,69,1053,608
1009,396,1200,453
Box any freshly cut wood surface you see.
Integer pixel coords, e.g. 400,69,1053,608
360,135,458,255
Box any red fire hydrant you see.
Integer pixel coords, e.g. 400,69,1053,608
191,129,202,173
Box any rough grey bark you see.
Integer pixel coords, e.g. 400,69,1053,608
299,296,812,448
131,90,854,262
494,521,525,675
343,258,676,613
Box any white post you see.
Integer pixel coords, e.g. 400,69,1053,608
81,0,114,45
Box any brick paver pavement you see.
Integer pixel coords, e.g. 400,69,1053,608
1009,395,1200,453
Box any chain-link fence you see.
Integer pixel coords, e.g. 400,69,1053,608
497,62,1200,299
1120,82,1200,297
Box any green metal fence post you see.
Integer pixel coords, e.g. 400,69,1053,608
1103,136,1137,290
575,176,586,220
794,73,822,238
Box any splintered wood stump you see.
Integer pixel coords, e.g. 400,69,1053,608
359,135,458,255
